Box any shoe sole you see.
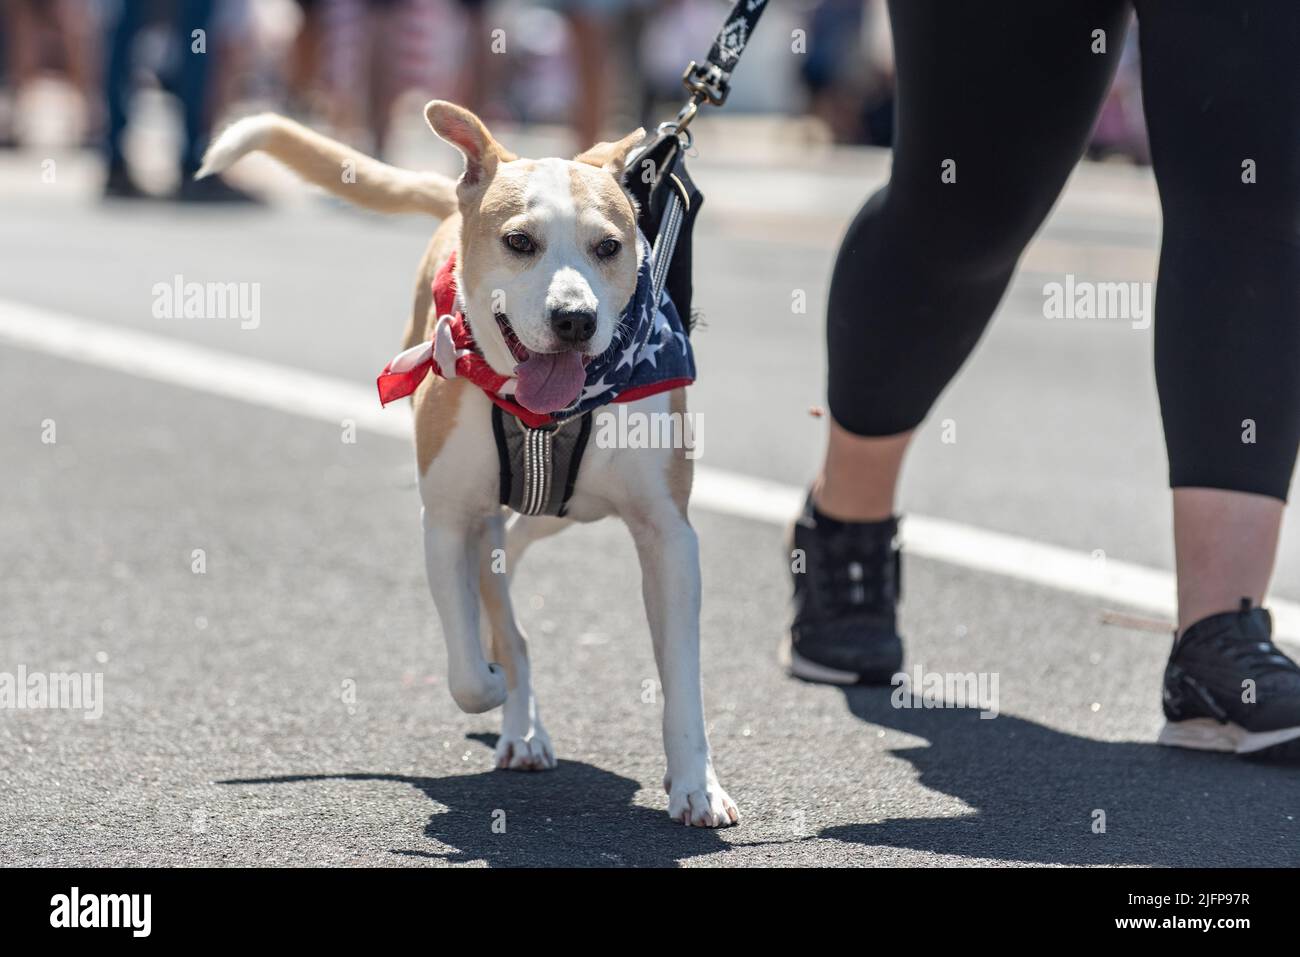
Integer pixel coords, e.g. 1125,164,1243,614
1158,718,1300,759
780,640,899,686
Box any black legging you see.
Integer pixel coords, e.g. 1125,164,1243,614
827,0,1300,501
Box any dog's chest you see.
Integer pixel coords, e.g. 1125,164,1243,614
419,388,683,524
560,391,685,521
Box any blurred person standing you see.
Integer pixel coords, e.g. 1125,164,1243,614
280,0,334,119
102,0,255,201
800,0,893,145
545,0,649,149
317,0,449,159
450,0,493,119
0,0,102,148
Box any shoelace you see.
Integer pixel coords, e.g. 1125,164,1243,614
809,530,899,616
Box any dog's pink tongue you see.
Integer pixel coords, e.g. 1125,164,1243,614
514,351,587,414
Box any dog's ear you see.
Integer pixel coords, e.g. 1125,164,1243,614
574,128,646,178
424,100,515,186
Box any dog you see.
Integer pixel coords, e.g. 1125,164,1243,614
198,101,738,827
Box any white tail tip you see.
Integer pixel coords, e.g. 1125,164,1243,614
197,115,274,180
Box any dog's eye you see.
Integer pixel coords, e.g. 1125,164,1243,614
595,238,621,259
504,232,535,254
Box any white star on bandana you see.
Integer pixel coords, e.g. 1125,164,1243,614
615,340,640,371
637,339,664,369
580,374,616,402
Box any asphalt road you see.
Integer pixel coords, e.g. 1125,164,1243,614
2,137,1298,866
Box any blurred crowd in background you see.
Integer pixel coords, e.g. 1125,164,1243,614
0,0,1151,202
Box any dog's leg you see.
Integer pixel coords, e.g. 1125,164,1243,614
504,512,570,567
626,503,739,827
479,511,556,770
422,508,508,714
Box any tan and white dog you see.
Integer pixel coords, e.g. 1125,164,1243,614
198,102,738,827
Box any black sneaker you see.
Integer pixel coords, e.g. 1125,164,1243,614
784,492,903,685
103,161,151,200
176,174,262,205
1159,599,1300,759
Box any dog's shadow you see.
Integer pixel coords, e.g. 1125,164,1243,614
822,689,1300,866
220,734,732,867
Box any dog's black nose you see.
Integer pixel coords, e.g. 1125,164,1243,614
550,309,596,344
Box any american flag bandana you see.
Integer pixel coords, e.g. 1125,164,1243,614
377,231,695,429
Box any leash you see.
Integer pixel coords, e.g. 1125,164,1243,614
496,0,772,517
680,0,771,119
628,0,769,327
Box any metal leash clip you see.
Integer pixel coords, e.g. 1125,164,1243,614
682,60,730,108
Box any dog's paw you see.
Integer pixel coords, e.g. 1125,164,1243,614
665,777,739,828
494,728,556,771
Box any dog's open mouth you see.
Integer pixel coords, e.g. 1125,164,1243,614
495,313,531,365
495,312,592,414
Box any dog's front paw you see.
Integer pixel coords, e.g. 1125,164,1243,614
665,775,739,828
495,727,556,771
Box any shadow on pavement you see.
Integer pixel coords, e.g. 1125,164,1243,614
823,688,1300,866
220,734,733,867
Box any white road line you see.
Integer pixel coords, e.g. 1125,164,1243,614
3,297,1297,640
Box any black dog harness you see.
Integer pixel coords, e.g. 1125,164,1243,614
491,407,594,516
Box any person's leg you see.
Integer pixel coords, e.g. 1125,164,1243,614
816,0,1131,523
368,1,395,158
368,0,438,160
791,0,1132,683
50,0,101,143
103,0,144,171
287,1,323,114
1134,0,1300,632
175,0,216,177
319,0,367,145
813,421,908,521
0,0,37,146
451,1,489,117
1173,489,1282,632
174,0,260,201
1135,0,1300,755
564,9,609,150
3,0,40,94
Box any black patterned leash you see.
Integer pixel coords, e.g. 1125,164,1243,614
637,0,769,307
679,0,771,120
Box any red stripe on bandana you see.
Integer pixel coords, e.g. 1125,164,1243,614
613,379,694,404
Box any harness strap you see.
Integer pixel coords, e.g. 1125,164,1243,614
492,406,593,517
650,172,690,308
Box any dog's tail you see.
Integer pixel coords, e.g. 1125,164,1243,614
196,114,458,218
